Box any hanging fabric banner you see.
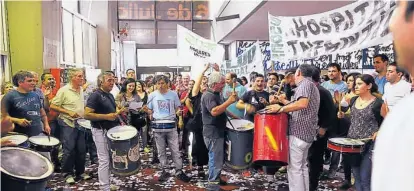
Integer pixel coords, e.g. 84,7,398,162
177,25,224,77
268,0,396,62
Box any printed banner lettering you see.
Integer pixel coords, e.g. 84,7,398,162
221,42,262,77
177,25,224,78
269,0,396,61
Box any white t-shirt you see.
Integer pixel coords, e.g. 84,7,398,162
110,85,120,99
382,80,411,111
372,93,414,191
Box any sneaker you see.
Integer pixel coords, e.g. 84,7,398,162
110,184,120,191
65,175,75,184
339,180,352,190
176,170,191,182
158,170,170,182
79,173,91,180
198,170,207,179
144,146,151,153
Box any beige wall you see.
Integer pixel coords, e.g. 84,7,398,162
79,0,117,71
42,0,61,69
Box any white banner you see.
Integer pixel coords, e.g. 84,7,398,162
221,41,263,77
177,25,224,78
269,0,396,61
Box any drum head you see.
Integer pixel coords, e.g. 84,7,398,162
107,125,138,141
29,136,60,146
227,119,254,131
1,135,28,145
153,120,175,124
77,119,92,129
1,147,53,180
329,138,365,146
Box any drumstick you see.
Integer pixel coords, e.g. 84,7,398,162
358,138,373,142
277,80,285,95
338,93,343,112
232,78,237,93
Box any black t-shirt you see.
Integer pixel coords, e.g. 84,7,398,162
317,85,337,133
241,90,270,122
2,90,44,136
201,90,227,138
86,89,120,130
189,91,202,119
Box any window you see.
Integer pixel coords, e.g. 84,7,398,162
61,8,97,68
119,21,156,44
156,1,192,20
192,21,211,40
117,0,211,45
118,1,155,20
158,21,191,44
0,0,8,53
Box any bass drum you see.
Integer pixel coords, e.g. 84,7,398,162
225,119,254,170
1,147,54,191
107,125,140,176
253,112,289,167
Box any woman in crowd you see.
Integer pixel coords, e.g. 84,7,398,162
338,74,386,191
240,76,248,86
335,72,360,189
185,65,210,178
1,82,14,100
136,80,150,152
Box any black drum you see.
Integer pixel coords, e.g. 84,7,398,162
225,119,254,170
1,147,54,191
29,135,60,152
106,125,140,176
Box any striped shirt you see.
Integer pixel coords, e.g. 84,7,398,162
289,78,320,143
321,80,348,97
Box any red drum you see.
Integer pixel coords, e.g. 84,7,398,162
253,112,289,167
327,138,365,153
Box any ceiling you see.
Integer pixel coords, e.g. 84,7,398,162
220,0,355,44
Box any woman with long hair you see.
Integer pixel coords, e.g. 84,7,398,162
136,80,151,153
116,78,146,149
338,74,387,191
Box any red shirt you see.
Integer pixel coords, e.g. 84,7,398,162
180,90,190,117
41,85,59,121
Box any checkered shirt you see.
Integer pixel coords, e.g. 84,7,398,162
288,77,320,143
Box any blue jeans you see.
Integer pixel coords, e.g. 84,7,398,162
352,143,374,191
59,119,86,177
203,137,224,191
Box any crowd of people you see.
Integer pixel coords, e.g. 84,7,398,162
1,2,414,191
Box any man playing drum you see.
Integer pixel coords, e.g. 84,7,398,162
84,71,122,191
50,69,90,184
267,64,320,191
201,71,238,191
146,75,191,182
1,71,51,137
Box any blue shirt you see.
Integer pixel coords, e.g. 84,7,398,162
375,76,387,95
222,83,247,119
321,80,348,97
147,90,180,121
2,90,44,136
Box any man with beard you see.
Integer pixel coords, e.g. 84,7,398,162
2,71,51,137
373,2,414,190
321,63,348,96
40,72,61,171
201,71,238,191
373,54,389,95
236,74,269,122
84,71,122,191
383,62,411,111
